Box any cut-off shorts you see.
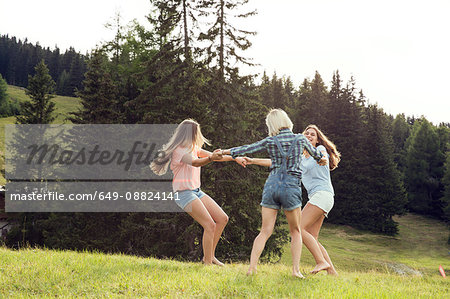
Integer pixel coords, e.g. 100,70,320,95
175,188,206,210
261,173,302,211
307,190,334,217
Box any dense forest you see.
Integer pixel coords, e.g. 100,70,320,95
0,35,86,96
2,0,449,260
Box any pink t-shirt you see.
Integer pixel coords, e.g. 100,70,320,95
170,146,201,192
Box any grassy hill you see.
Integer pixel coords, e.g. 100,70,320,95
0,214,448,298
0,85,81,185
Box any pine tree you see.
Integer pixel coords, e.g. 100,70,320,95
405,119,445,217
68,51,121,124
441,150,450,222
360,105,407,234
16,60,56,124
196,0,256,79
291,78,312,132
392,113,411,174
67,55,84,96
324,72,367,230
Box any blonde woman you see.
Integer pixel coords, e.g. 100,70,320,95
216,109,326,277
243,124,340,275
150,119,243,265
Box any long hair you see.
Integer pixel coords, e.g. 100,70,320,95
265,108,294,136
150,119,210,175
303,125,341,171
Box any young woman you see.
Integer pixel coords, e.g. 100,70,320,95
299,125,340,275
150,119,243,265
217,109,326,277
243,124,340,275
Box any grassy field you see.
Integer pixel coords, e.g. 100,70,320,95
0,85,81,185
0,214,448,298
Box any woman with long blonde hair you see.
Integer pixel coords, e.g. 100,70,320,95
151,119,243,265
242,124,340,275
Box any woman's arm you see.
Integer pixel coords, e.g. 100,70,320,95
220,137,269,158
199,149,234,162
181,150,222,167
244,157,272,167
199,149,246,167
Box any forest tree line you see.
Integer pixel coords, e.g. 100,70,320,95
0,35,86,97
2,0,449,260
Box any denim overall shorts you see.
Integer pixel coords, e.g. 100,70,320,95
261,135,302,211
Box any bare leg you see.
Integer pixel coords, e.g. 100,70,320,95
199,195,229,266
301,203,330,274
186,199,216,265
247,207,278,275
284,207,305,278
306,211,338,275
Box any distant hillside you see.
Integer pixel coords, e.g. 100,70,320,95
0,84,81,185
0,35,86,96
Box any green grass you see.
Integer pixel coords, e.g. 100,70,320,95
0,214,448,298
281,214,449,277
0,85,81,185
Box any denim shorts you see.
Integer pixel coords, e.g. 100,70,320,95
175,188,206,210
261,173,302,211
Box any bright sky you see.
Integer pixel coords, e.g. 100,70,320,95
1,0,449,124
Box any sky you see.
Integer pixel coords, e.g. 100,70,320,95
1,0,449,125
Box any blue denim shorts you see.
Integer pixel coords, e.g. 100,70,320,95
261,173,302,211
175,188,207,210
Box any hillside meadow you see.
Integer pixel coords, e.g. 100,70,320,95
0,214,448,298
0,85,81,185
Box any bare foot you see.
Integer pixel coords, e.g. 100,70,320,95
327,268,338,276
292,271,305,279
310,262,330,274
212,257,225,267
247,267,257,276
202,257,225,266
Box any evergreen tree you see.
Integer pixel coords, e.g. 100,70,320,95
442,150,450,222
405,119,445,218
16,60,56,124
308,71,328,126
392,113,410,174
359,105,407,234
56,70,70,95
291,78,312,132
68,51,121,124
196,0,256,79
323,72,368,230
67,55,85,96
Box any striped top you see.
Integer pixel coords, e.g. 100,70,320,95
230,129,323,178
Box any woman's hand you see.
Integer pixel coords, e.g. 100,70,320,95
235,157,247,167
211,149,223,161
243,157,253,165
318,156,328,166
